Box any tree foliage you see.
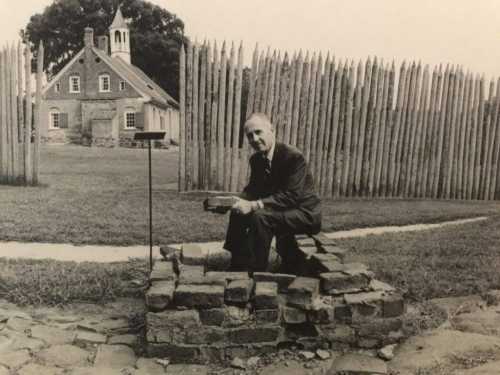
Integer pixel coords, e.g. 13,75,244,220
23,0,187,99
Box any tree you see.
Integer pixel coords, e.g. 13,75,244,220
23,0,187,99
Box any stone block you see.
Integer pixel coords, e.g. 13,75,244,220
146,310,200,344
329,353,387,374
309,253,342,274
320,271,371,295
150,261,176,282
254,282,279,309
174,284,225,309
225,279,254,304
224,306,253,327
227,326,282,344
298,246,318,259
253,272,296,292
311,232,337,246
344,291,385,320
307,299,335,324
296,237,316,247
181,243,206,266
205,271,249,286
185,326,226,345
320,245,349,260
369,279,396,292
93,344,136,369
206,248,232,271
334,303,352,323
74,330,107,346
255,309,280,324
147,343,201,364
282,306,307,324
178,265,206,285
353,317,403,340
199,308,226,326
287,277,319,309
145,281,175,312
319,324,356,345
382,293,405,318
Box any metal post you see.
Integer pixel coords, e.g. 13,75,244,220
148,139,153,271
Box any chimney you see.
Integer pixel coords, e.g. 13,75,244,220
84,27,94,47
97,35,109,54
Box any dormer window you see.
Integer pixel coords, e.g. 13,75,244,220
119,81,126,91
99,74,111,92
69,75,80,93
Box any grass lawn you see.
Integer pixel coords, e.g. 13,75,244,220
1,144,500,306
0,144,499,245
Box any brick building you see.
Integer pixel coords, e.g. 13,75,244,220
41,8,179,147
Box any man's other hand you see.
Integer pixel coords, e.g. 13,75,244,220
231,198,254,215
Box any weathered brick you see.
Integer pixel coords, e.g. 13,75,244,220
298,246,318,259
206,248,232,272
334,303,352,323
181,243,206,266
199,345,225,363
145,281,175,312
370,279,396,292
307,299,335,324
320,245,349,260
282,306,307,324
344,291,385,305
199,308,226,326
283,322,320,341
354,317,403,340
204,271,249,287
319,324,356,345
147,310,200,344
225,279,254,304
204,196,238,212
311,232,337,246
255,309,280,324
147,343,201,364
287,277,319,309
344,291,385,320
150,261,176,282
253,272,296,292
320,271,371,295
309,254,342,274
227,326,282,344
254,282,279,309
178,265,206,285
174,284,225,308
382,293,405,317
224,306,253,327
185,326,226,344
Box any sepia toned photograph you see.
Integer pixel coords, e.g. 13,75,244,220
1,0,500,373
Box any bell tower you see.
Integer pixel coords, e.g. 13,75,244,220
109,7,131,64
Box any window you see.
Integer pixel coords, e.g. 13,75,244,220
119,81,126,91
99,74,111,92
69,75,80,93
115,30,121,43
55,83,60,93
125,112,136,129
49,111,60,129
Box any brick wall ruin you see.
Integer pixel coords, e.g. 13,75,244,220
144,234,406,364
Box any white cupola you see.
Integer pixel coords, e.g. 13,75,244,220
109,7,131,64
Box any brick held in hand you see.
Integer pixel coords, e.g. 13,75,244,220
203,196,239,213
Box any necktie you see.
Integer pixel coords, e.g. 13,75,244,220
263,157,271,178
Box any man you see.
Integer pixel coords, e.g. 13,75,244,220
224,112,322,273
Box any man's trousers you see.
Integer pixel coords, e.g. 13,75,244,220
223,208,320,272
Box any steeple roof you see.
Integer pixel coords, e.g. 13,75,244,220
110,7,127,29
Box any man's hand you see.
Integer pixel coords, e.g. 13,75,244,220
231,198,255,215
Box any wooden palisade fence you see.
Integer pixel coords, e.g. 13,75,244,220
179,41,500,200
0,41,44,185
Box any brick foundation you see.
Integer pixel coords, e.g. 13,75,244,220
145,234,406,363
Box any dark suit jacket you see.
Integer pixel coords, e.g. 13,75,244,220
243,142,321,219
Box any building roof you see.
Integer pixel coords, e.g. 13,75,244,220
93,48,178,108
110,7,128,29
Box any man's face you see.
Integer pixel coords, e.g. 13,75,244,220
244,117,275,153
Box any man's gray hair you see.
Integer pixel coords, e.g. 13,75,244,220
245,112,275,130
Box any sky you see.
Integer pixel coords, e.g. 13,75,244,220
1,0,500,80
